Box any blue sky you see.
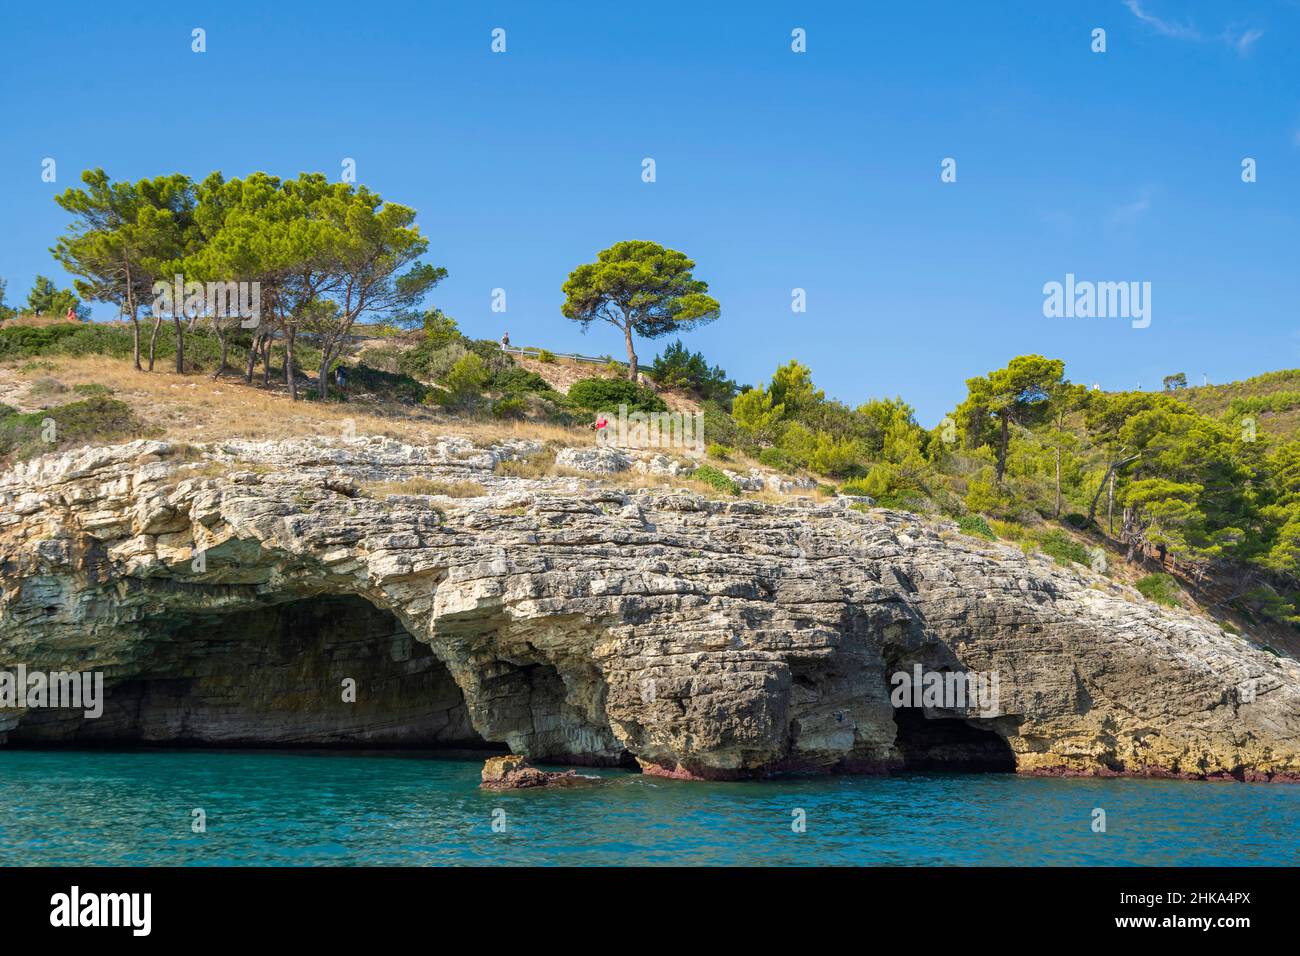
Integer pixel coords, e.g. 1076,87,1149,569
1,0,1297,424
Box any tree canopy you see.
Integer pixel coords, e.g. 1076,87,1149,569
561,240,720,380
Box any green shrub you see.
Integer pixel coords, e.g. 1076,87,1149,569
757,446,795,472
492,395,527,419
1038,529,1090,567
537,349,557,364
422,309,461,346
701,400,741,450
706,442,732,461
445,354,489,406
854,464,897,499
840,477,876,497
491,367,551,394
958,514,995,539
342,363,430,404
0,398,147,463
989,519,1027,541
1136,573,1182,607
648,339,736,402
72,383,113,399
875,491,929,512
565,376,666,413
691,463,741,496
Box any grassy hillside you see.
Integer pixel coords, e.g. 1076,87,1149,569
4,317,1300,652
1173,369,1300,439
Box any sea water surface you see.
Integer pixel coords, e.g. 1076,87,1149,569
1,750,1297,866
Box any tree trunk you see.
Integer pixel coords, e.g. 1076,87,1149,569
995,412,1010,484
147,317,162,371
261,336,272,386
1123,507,1140,563
130,314,141,371
1107,472,1116,537
286,328,298,401
1087,453,1138,529
245,332,260,383
125,266,142,371
623,324,638,382
1054,446,1061,518
173,316,185,374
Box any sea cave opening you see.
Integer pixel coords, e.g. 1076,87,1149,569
890,706,1016,772
6,594,503,752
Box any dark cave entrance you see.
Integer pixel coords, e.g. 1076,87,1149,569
890,706,1016,772
8,594,501,751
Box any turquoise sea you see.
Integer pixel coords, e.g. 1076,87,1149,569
1,750,1297,866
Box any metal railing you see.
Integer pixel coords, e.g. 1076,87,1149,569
499,346,625,367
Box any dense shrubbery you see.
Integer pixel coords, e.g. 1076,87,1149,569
336,363,429,404
691,463,741,495
1038,529,1091,567
0,397,147,464
958,515,995,539
1136,573,1182,607
0,321,322,377
703,350,1300,626
565,376,667,413
648,339,736,403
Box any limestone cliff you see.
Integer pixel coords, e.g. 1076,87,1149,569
1,436,1297,781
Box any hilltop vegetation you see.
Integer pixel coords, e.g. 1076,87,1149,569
1174,369,1300,441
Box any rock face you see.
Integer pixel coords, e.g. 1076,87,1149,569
2,436,1298,781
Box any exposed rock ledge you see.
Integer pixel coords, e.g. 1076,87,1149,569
1,436,1298,782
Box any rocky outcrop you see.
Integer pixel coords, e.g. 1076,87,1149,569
2,436,1298,781
480,754,600,789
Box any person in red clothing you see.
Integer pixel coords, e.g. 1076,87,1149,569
65,306,78,322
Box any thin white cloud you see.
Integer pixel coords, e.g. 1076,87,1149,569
1109,192,1152,230
1227,27,1265,56
1123,0,1202,41
1123,1,1264,57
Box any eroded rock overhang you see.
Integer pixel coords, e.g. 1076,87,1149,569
1,436,1298,781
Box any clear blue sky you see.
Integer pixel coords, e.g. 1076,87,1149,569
1,0,1297,424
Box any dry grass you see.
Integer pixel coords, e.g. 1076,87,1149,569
494,448,559,479
363,478,487,498
0,355,590,449
1,315,83,328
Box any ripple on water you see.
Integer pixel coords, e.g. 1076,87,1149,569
1,750,1297,866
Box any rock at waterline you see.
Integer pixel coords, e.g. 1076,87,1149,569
480,755,602,790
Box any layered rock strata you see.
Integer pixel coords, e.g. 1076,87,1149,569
1,436,1296,781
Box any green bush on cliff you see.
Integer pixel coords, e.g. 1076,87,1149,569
958,515,996,539
565,377,666,414
0,398,148,464
1136,573,1182,607
1038,529,1091,567
691,463,741,496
